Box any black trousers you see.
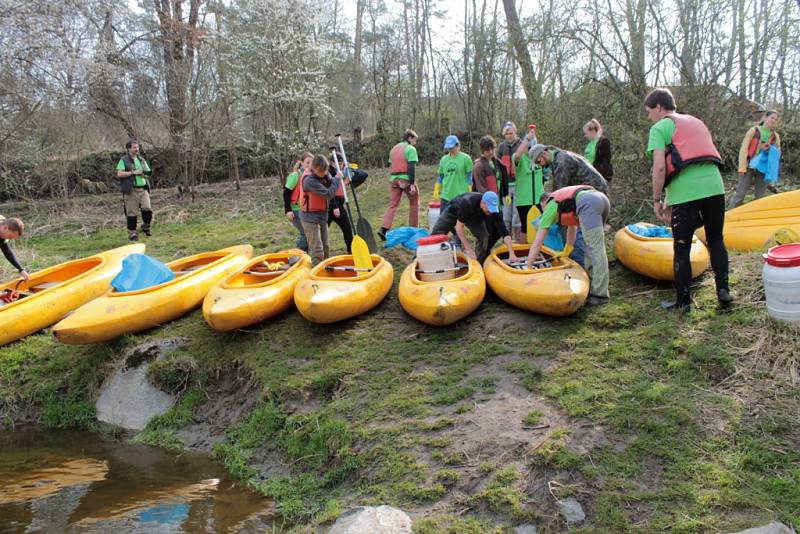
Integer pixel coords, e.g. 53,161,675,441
432,208,502,264
671,194,729,305
328,198,354,254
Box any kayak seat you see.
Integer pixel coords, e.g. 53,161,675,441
29,281,60,292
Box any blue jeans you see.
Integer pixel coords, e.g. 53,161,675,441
291,209,308,251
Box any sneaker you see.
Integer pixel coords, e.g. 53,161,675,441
128,231,138,242
378,228,388,241
660,300,690,313
586,295,609,307
717,288,734,306
767,184,779,194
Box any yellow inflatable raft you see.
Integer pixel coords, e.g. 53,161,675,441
203,249,311,332
696,189,800,251
53,245,252,344
294,254,393,323
483,244,590,316
398,254,485,326
614,223,709,281
0,244,144,346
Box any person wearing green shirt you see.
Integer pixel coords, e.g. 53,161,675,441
645,88,731,312
434,135,473,215
283,152,313,251
731,110,782,207
512,124,544,242
380,129,420,240
524,184,611,307
116,139,153,241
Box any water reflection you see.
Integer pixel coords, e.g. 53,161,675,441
0,430,278,533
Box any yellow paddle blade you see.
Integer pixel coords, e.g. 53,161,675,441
352,236,372,270
526,206,542,243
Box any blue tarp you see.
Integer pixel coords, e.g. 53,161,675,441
749,145,781,185
627,223,673,238
532,216,566,251
111,253,175,292
385,226,430,250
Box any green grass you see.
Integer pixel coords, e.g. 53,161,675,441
1,172,798,531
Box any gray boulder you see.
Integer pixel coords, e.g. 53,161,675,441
328,506,412,534
727,522,795,534
557,497,586,524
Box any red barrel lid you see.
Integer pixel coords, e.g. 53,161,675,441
417,234,449,246
428,200,441,208
763,243,800,267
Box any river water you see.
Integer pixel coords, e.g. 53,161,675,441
0,430,279,533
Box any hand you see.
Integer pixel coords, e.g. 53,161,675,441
333,208,340,218
397,180,407,190
654,200,671,223
132,168,143,176
554,244,574,259
504,195,512,206
408,184,417,195
508,252,519,263
19,269,29,281
285,211,294,221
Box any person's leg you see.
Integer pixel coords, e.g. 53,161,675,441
729,172,753,209
503,184,515,232
139,190,153,236
466,220,494,263
431,207,458,237
124,193,139,240
380,182,403,236
406,185,420,227
516,205,531,241
699,194,731,303
438,199,460,245
576,193,610,300
752,169,767,200
669,199,702,310
301,220,324,265
320,217,331,259
337,209,354,253
292,209,308,251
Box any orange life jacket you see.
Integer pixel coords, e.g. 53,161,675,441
546,185,594,227
289,171,304,205
300,170,329,212
746,126,777,161
389,142,409,175
664,114,723,184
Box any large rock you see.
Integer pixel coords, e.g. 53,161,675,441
95,338,184,430
514,525,538,534
557,497,586,524
727,522,794,534
328,506,412,534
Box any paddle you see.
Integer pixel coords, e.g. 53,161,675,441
336,134,378,253
526,205,542,243
331,148,372,271
244,256,301,275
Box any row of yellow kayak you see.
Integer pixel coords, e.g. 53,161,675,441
0,242,591,347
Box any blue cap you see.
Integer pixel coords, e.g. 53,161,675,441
443,135,460,149
481,191,500,213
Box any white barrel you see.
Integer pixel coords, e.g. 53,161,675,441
427,201,441,232
416,234,456,281
762,244,800,323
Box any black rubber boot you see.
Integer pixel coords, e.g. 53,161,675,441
141,210,153,236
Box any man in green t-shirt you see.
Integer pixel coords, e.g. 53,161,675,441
434,135,473,214
380,129,420,240
645,88,731,312
116,139,153,241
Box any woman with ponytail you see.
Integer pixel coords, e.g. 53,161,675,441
583,119,613,183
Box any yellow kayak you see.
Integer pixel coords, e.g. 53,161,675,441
696,189,800,251
53,245,252,344
0,244,144,346
614,223,709,281
294,254,393,323
203,249,311,332
483,244,590,316
398,254,485,326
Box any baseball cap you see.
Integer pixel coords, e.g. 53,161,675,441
481,191,500,213
529,143,547,163
443,135,460,149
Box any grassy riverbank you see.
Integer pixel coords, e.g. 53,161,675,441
1,169,798,533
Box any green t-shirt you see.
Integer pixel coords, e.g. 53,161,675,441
584,138,598,164
116,157,150,188
285,171,301,209
647,117,724,207
438,151,473,201
759,127,772,143
389,143,419,181
514,153,533,206
538,190,592,229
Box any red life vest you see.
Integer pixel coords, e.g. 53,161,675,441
497,140,519,179
300,170,329,212
664,114,723,183
389,142,409,175
475,157,498,193
746,126,777,161
546,185,594,227
289,171,304,205
335,175,344,198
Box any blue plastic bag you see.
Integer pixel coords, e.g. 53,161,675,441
627,224,672,238
111,253,175,292
385,226,430,250
532,216,566,250
749,145,781,185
